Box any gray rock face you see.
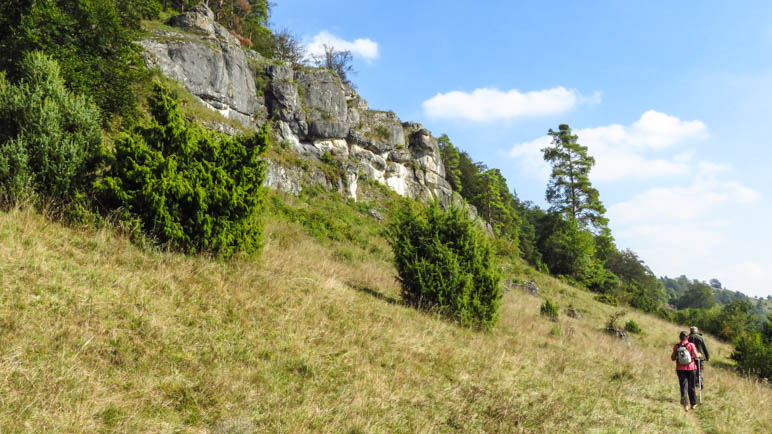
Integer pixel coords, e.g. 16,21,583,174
264,163,303,196
309,120,349,139
141,6,480,217
349,110,406,154
168,5,215,35
140,5,260,127
296,70,348,126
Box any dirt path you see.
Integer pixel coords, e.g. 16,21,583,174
686,405,706,434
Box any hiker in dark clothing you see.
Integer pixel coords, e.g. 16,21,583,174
688,326,709,361
688,326,709,390
672,331,701,411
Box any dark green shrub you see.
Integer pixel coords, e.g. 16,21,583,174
540,299,559,322
97,83,269,258
594,294,619,306
583,261,621,294
537,214,596,280
388,200,501,329
0,52,102,204
624,320,642,334
0,0,151,122
730,333,771,380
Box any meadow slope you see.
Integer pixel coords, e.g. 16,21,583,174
0,194,770,432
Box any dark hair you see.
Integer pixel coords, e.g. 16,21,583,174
679,331,688,340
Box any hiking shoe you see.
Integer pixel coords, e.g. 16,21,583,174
684,405,690,412
691,404,699,410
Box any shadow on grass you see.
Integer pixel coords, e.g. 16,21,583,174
710,359,736,373
348,282,401,306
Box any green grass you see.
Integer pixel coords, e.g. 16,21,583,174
153,74,246,133
0,193,770,432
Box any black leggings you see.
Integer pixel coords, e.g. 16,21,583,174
677,370,697,406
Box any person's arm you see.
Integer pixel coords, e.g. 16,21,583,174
690,343,701,360
703,339,710,361
671,345,677,361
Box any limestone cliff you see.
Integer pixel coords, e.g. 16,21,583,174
141,5,456,207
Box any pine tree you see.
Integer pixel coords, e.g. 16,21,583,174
474,169,520,242
542,124,608,232
437,134,462,193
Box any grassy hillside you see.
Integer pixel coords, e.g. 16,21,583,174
1,187,770,432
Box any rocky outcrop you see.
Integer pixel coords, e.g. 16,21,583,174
605,327,632,346
140,5,457,208
140,5,264,126
566,307,583,319
511,280,539,296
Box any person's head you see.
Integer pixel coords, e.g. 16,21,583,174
690,326,698,334
680,331,688,341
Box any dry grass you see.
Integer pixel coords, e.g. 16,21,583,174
0,200,770,432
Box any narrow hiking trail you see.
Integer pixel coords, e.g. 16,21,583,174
688,408,706,434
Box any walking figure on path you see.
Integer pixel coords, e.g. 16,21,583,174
688,326,709,395
671,330,702,411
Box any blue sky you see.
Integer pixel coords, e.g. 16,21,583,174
272,1,772,298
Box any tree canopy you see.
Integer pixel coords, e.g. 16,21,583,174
543,124,608,232
0,0,151,123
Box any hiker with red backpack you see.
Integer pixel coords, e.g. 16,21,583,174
671,330,702,411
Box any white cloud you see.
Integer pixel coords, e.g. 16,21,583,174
507,136,552,179
673,151,695,162
590,148,690,181
422,87,594,122
607,177,761,223
627,223,726,261
697,161,729,175
717,262,772,298
616,222,728,286
607,173,764,296
615,221,771,298
626,110,707,149
305,31,379,61
507,110,707,182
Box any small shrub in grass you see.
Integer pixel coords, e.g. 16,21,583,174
606,310,627,330
731,332,772,380
96,83,269,258
624,319,642,334
0,52,102,205
540,299,559,322
594,293,618,306
388,200,501,329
